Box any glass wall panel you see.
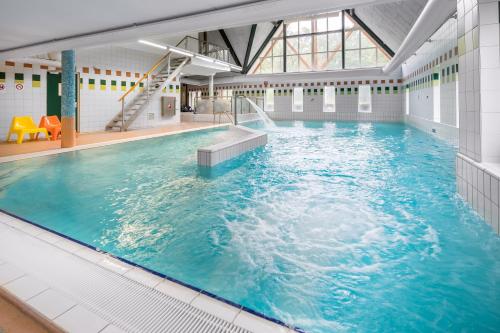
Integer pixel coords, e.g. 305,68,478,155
250,10,392,74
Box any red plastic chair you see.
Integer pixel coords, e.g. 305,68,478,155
37,115,62,141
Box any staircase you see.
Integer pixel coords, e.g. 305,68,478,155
106,55,189,131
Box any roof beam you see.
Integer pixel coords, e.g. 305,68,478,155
346,9,395,57
218,29,242,68
243,24,257,70
244,20,283,74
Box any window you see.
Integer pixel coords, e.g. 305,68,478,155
433,71,440,122
323,86,336,112
250,11,391,74
293,87,303,112
358,85,371,113
252,26,284,74
265,88,275,111
405,86,410,115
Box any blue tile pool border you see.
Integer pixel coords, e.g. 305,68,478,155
0,207,306,333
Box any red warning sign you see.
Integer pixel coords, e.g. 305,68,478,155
16,83,24,90
0,83,5,91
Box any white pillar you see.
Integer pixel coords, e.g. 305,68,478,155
208,75,214,98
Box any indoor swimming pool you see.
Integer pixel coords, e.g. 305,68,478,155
0,122,499,333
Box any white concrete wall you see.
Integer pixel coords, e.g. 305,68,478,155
402,17,459,143
77,46,181,132
0,62,47,139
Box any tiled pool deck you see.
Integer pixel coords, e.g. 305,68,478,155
0,122,299,332
0,210,296,333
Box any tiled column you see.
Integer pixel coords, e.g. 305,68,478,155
61,50,76,148
458,0,500,162
457,0,500,234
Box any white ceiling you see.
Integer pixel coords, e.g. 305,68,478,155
0,0,405,59
355,0,429,52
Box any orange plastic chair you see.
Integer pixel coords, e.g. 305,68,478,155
6,116,49,144
37,115,62,141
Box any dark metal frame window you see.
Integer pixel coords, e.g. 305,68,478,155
250,10,392,74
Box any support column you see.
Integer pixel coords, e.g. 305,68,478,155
208,75,214,98
456,0,500,234
61,50,76,148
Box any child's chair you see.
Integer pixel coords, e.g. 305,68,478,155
37,115,62,141
6,116,49,144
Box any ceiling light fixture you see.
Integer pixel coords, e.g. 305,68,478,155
138,39,167,50
169,47,194,57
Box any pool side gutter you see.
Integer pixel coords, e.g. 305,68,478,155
0,208,304,333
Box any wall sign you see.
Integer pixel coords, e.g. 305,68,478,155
15,83,24,90
0,83,5,92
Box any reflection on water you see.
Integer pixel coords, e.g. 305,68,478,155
1,121,499,333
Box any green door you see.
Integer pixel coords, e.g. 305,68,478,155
46,73,79,129
46,73,61,118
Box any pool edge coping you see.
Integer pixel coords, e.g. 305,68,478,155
0,123,230,164
0,208,306,333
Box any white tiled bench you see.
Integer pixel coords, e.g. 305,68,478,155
198,125,267,167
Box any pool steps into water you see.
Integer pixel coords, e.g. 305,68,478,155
0,211,298,333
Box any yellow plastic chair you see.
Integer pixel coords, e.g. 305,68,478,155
6,116,49,144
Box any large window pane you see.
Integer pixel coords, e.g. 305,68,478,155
273,40,283,56
345,30,360,49
299,20,311,34
315,52,327,70
328,32,342,51
316,34,327,52
286,37,298,54
326,52,342,70
299,54,312,72
273,56,283,72
287,55,299,72
299,36,312,53
286,22,299,36
328,14,342,31
317,18,327,32
344,15,355,30
360,33,375,48
360,48,377,68
260,57,272,73
377,49,390,66
265,10,392,74
345,49,360,68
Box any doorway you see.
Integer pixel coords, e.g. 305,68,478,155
46,72,79,130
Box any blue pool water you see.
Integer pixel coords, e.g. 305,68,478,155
1,122,499,332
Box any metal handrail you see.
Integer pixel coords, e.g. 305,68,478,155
118,52,171,102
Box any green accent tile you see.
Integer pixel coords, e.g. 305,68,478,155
89,79,95,84
14,73,24,81
32,74,41,82
385,87,390,94
111,80,117,86
139,82,144,87
0,72,5,80
121,81,126,86
100,79,106,85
